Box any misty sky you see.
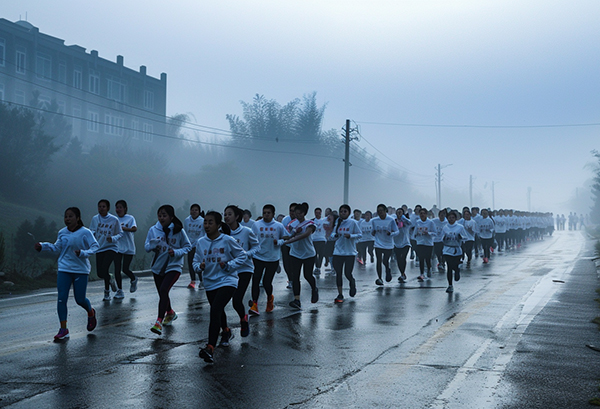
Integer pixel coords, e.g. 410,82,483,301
5,1,600,213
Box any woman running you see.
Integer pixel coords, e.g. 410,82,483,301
331,204,362,303
311,207,327,276
479,209,495,263
90,199,123,301
145,205,191,335
357,210,375,266
283,202,319,309
412,207,436,281
195,211,246,363
114,200,138,298
441,210,468,293
393,208,412,283
224,205,260,337
432,209,448,272
458,209,477,268
371,203,399,285
35,207,99,341
184,203,205,289
250,204,287,313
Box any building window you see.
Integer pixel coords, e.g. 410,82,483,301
144,90,154,110
89,70,100,94
0,39,5,67
87,111,99,132
15,89,26,105
143,123,153,142
73,66,82,89
58,62,67,84
16,49,26,74
36,52,52,80
105,113,124,136
131,119,141,139
107,78,125,102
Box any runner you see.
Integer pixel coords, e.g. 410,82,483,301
312,207,327,276
458,208,477,268
330,204,361,303
224,205,260,337
114,200,138,298
479,209,495,263
432,209,448,272
393,208,412,283
283,202,319,309
35,207,99,341
357,210,375,266
144,205,191,336
371,203,399,285
441,210,468,293
184,203,205,289
251,204,287,313
89,199,123,301
195,211,246,363
412,207,436,281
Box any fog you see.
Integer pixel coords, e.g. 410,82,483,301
3,1,600,219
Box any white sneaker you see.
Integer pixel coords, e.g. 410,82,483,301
130,277,138,293
286,281,293,289
114,289,125,299
103,290,111,301
446,285,454,293
109,277,117,292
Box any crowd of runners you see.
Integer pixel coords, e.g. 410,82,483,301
35,200,556,363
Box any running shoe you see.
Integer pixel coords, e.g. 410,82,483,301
109,277,117,292
483,257,489,264
490,247,494,253
151,320,162,335
426,268,432,278
385,269,392,282
114,289,125,299
103,290,111,301
334,294,344,303
313,268,321,276
446,285,454,293
398,275,406,283
438,264,446,272
87,308,97,331
455,268,461,282
466,261,471,268
54,328,69,341
130,277,138,293
266,295,275,312
249,301,260,316
240,315,249,337
375,278,384,286
188,281,197,290
349,279,357,297
163,311,178,326
289,299,302,310
401,272,407,281
417,275,425,282
199,345,215,363
286,281,293,289
311,287,319,303
219,328,234,347
357,258,364,266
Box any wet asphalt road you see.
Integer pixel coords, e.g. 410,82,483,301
0,230,596,408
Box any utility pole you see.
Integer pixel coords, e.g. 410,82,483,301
342,119,358,204
492,181,495,210
435,163,452,209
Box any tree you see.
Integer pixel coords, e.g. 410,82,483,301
0,103,59,200
590,150,600,224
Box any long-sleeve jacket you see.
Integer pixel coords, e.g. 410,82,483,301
193,233,247,291
40,227,99,274
144,222,191,275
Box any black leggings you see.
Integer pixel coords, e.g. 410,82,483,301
357,241,374,262
462,241,474,262
232,272,252,320
205,286,236,347
415,245,433,275
495,233,506,250
433,242,444,266
114,253,136,289
313,241,326,268
332,255,355,289
152,270,180,319
375,248,392,279
187,248,199,281
252,259,279,301
289,256,317,297
481,238,493,259
281,245,293,281
394,246,410,275
445,254,461,285
96,250,116,290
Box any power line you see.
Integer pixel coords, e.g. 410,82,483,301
356,120,600,129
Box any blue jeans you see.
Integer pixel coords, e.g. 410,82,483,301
57,271,92,322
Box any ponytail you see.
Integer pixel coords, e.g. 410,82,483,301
205,211,231,236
